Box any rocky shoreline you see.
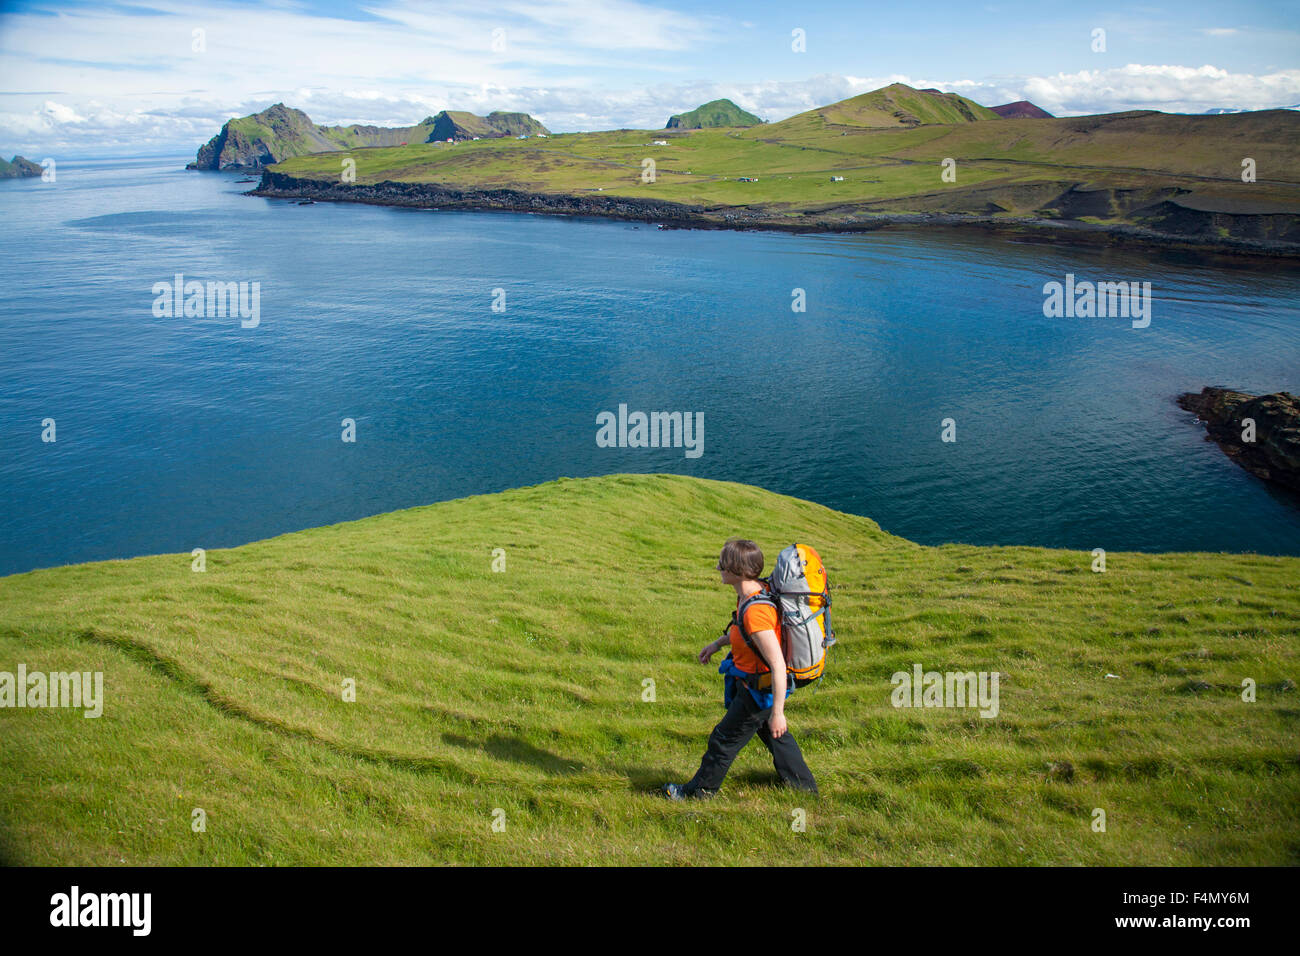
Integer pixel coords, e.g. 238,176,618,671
1178,387,1300,493
250,171,1300,258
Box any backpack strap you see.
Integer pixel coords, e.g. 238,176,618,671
734,587,776,648
732,585,784,684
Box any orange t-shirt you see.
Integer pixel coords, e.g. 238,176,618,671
728,590,780,674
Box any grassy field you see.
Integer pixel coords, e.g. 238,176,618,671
268,84,1300,228
1,474,1297,865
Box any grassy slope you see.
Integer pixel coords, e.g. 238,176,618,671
792,83,1001,128
268,90,1300,225
1,474,1297,866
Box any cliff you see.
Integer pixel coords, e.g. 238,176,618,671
189,104,549,170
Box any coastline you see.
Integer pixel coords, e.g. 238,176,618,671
250,170,1300,259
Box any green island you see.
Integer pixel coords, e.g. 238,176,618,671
2,474,1296,865
249,84,1300,253
0,155,42,179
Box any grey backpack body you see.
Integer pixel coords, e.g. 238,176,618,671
736,543,834,687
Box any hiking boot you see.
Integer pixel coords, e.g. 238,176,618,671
661,783,716,800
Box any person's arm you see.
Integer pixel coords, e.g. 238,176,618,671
698,632,728,664
750,628,788,738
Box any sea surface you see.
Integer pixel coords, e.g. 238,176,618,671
2,157,1299,575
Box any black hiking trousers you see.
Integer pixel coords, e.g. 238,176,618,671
685,685,818,795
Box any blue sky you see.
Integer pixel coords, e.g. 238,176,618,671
1,0,1297,156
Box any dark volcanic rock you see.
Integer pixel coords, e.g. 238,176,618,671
1136,200,1300,244
1177,387,1300,492
252,170,704,224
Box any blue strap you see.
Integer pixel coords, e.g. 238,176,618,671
719,653,791,709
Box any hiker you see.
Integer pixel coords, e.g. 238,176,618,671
662,538,819,799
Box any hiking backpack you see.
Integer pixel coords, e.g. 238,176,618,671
735,543,835,688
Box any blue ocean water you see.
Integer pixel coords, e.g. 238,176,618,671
1,158,1298,575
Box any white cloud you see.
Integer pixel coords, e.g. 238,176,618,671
0,1,1296,156
42,101,85,124
6,62,1300,157
1009,64,1300,115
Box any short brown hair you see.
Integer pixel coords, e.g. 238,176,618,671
717,539,764,579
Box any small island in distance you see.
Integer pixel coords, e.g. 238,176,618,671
0,155,41,178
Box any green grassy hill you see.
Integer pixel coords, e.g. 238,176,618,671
1,474,1296,865
769,82,999,133
666,98,763,129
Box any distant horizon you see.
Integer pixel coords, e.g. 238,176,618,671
8,85,1300,164
1,0,1298,158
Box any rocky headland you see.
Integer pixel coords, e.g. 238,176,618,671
1178,387,1300,492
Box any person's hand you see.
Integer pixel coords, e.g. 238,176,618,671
698,640,719,664
768,711,787,739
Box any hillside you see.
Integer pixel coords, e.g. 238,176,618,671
429,110,548,142
256,83,1300,252
766,83,1000,134
0,155,41,178
1,474,1296,865
187,104,549,169
666,98,762,129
